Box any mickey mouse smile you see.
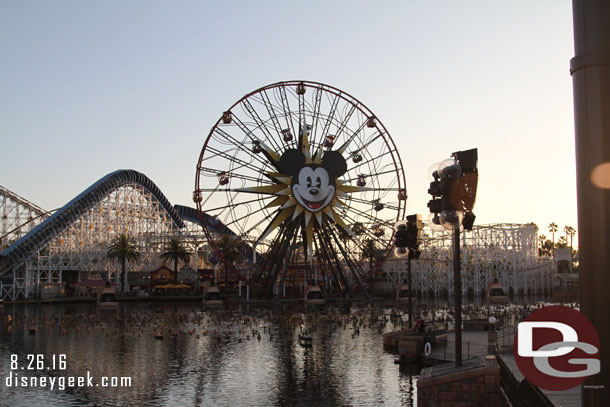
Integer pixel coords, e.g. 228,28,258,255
300,198,325,210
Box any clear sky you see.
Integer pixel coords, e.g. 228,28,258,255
0,1,577,243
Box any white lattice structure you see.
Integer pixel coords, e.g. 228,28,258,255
0,170,263,300
35,184,178,281
1,185,50,250
384,223,553,297
1,171,185,300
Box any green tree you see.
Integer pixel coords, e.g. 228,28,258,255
160,238,191,285
214,234,244,284
548,222,558,245
106,234,140,293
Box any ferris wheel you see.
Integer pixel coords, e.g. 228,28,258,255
194,80,406,298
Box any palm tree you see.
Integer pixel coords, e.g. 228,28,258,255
361,238,384,274
548,222,558,245
564,226,576,248
538,234,547,247
214,234,244,284
106,234,140,293
160,238,191,285
538,237,554,257
352,222,365,236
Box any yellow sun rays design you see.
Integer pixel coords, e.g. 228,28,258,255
237,127,366,250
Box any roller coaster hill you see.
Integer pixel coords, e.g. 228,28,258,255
2,170,556,302
0,170,259,301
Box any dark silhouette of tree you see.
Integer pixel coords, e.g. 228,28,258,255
352,222,365,236
548,222,558,245
160,238,191,285
214,234,244,284
106,234,140,293
538,236,555,257
557,235,568,248
564,226,576,248
361,238,385,274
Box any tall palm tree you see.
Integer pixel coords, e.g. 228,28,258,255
361,238,384,274
548,222,558,245
106,234,140,293
564,226,576,248
160,238,191,285
352,222,365,236
214,234,244,284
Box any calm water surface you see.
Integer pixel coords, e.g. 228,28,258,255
0,297,567,406
1,301,419,406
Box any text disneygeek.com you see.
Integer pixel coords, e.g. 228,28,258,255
5,371,132,391
5,354,131,391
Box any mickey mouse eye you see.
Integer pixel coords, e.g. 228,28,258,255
306,176,312,188
316,177,321,188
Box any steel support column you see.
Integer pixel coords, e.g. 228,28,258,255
571,1,610,405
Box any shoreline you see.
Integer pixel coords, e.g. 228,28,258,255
0,295,384,306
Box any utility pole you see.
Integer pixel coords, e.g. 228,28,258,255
408,252,413,328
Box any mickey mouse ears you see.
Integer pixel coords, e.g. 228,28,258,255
322,151,347,177
279,149,306,175
279,149,347,178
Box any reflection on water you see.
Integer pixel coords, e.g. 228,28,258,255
1,302,418,406
0,297,572,406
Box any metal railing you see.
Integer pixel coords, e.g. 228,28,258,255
498,324,517,348
429,337,489,361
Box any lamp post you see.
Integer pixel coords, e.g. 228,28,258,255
453,224,462,366
394,214,422,329
427,148,478,367
487,316,497,355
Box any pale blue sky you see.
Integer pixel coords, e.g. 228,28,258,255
1,1,577,241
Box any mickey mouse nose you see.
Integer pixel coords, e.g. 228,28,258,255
310,188,319,195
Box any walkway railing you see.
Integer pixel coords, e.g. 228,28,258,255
428,337,489,361
498,324,517,348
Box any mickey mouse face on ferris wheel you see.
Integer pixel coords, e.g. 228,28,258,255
279,149,347,213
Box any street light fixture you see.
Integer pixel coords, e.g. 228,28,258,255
427,148,478,367
394,214,422,328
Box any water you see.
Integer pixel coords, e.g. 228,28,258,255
0,297,575,406
0,301,418,406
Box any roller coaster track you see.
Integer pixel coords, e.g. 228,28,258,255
0,185,52,247
0,169,184,277
0,185,47,216
175,205,261,264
